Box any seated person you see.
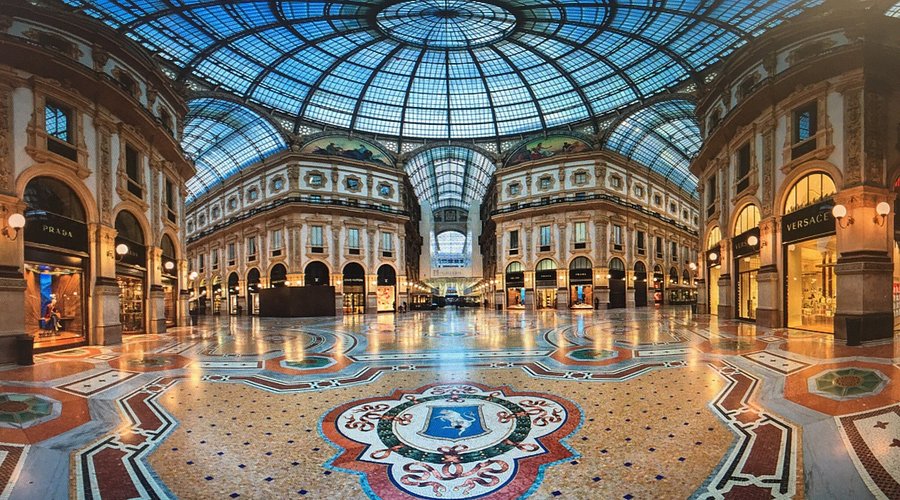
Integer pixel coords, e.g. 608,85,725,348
44,298,62,333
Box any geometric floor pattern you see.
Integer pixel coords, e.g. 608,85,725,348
0,307,897,499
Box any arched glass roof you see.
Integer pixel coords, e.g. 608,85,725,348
406,147,495,210
605,99,701,196
66,0,823,141
182,98,287,202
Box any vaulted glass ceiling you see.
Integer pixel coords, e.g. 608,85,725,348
182,98,287,202
66,0,823,141
606,99,701,195
406,147,495,210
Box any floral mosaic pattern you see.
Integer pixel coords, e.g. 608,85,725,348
813,368,887,399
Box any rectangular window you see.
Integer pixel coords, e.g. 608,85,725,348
212,249,219,270
613,225,623,250
271,229,283,256
670,242,678,260
509,230,519,255
637,231,646,254
381,232,393,257
199,254,205,272
792,101,818,157
656,236,663,258
227,243,235,265
247,237,257,261
540,225,551,251
311,225,324,252
736,143,751,192
574,222,586,249
574,171,587,185
347,228,360,255
45,101,71,143
125,145,142,198
165,177,177,223
309,173,323,186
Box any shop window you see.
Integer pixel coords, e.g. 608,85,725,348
247,236,257,261
347,228,360,254
736,143,751,193
248,187,259,202
125,144,143,198
381,231,393,257
783,172,836,214
574,222,587,249
637,231,646,255
310,225,324,253
509,230,519,255
165,178,177,223
786,237,836,333
792,101,818,158
539,225,551,251
271,229,283,256
612,225,623,251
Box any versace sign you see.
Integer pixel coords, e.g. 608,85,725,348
781,200,835,243
732,227,760,259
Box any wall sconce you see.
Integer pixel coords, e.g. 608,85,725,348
708,252,718,262
688,262,697,271
115,243,129,261
164,261,175,271
1,212,25,241
874,201,891,226
832,204,853,228
189,271,198,281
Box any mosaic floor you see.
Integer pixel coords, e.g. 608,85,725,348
0,308,898,499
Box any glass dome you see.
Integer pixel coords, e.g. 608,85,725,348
66,0,823,141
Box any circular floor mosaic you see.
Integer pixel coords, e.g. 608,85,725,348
0,393,56,427
811,367,887,400
322,382,581,499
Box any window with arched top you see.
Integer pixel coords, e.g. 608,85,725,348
783,172,835,215
536,259,557,271
506,262,524,273
608,258,625,271
734,204,760,235
570,256,592,269
706,226,722,250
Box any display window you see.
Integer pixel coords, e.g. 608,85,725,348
506,287,526,309
343,264,366,314
568,285,593,309
376,286,395,312
786,236,836,333
162,277,176,327
736,255,759,320
25,263,86,347
568,257,593,309
118,274,145,334
536,288,557,310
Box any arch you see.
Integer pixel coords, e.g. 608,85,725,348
505,261,524,274
569,256,593,269
304,261,329,286
246,268,261,285
112,204,152,247
705,225,722,251
270,263,287,287
609,257,626,272
343,262,366,276
780,170,837,216
682,269,691,285
653,264,663,274
160,234,177,261
669,266,679,284
504,133,593,167
300,134,395,167
732,203,761,236
376,264,397,286
114,210,146,247
405,145,496,211
16,168,98,224
22,176,87,222
633,261,647,275
536,258,558,271
775,162,842,216
227,271,239,292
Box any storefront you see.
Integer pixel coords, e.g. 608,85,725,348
733,227,760,320
22,177,89,350
211,277,222,314
534,259,557,310
246,268,260,315
376,265,396,312
160,235,178,328
271,264,287,287
633,262,648,307
707,246,721,315
115,211,147,334
783,199,836,333
304,261,328,286
608,258,626,309
198,279,208,314
227,272,240,315
652,265,664,304
568,257,593,309
505,262,526,309
343,263,366,314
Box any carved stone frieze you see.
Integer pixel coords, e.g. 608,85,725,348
843,87,862,186
761,126,775,217
0,85,10,194
863,90,886,184
98,126,112,224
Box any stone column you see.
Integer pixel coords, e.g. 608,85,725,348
755,216,781,328
0,196,25,363
832,186,894,342
147,246,166,334
93,223,122,345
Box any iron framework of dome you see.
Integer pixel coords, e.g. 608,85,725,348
65,0,822,142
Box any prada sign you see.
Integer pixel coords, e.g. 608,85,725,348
535,269,557,283
569,268,592,283
781,200,835,243
24,210,88,253
732,227,760,259
505,271,524,287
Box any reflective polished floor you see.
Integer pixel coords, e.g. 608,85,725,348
2,307,899,499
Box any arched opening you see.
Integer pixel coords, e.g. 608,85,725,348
633,261,648,307
211,275,223,315
270,263,288,287
376,265,396,312
733,204,761,321
505,261,526,308
343,263,366,314
304,261,328,286
535,259,558,310
782,172,837,333
115,210,147,333
246,268,260,315
227,272,240,315
608,258,626,309
653,264,665,305
160,234,178,327
568,256,593,309
22,176,88,348
705,226,722,314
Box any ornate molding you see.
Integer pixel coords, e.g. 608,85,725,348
843,87,863,186
0,85,10,195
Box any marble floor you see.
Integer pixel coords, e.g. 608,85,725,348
1,307,898,499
